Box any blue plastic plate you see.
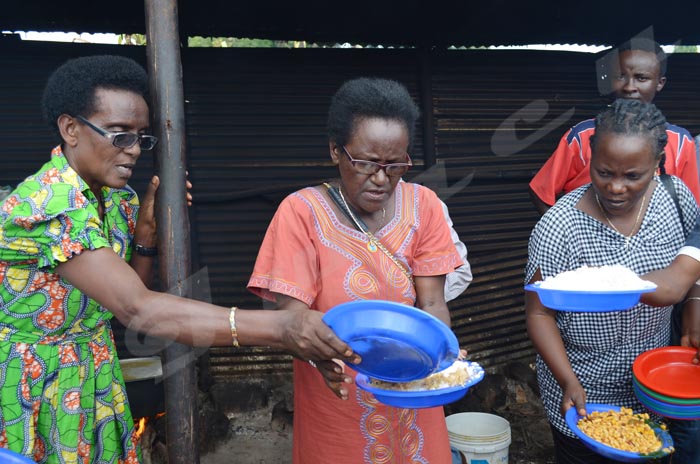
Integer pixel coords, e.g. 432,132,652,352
565,403,674,462
524,283,657,312
355,361,485,408
0,448,36,464
323,300,459,381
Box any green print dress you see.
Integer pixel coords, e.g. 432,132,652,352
0,146,141,463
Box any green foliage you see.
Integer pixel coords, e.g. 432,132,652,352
672,45,699,53
187,36,305,48
118,34,147,45
115,34,310,48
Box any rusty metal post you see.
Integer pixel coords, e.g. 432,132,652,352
144,1,199,463
417,46,436,168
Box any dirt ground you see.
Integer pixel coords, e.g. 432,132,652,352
201,412,292,464
201,408,554,464
200,411,553,464
197,361,556,464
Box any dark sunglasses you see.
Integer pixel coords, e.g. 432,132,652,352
76,115,158,151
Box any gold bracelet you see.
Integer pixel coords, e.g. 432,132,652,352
229,306,240,347
683,297,700,304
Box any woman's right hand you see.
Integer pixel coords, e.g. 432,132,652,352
526,269,588,419
278,305,361,367
560,378,587,419
272,295,360,397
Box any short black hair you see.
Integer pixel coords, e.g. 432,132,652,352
591,99,668,169
41,55,149,139
615,37,667,77
327,77,420,152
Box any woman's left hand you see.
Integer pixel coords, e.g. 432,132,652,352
133,175,159,245
134,174,193,244
312,359,353,400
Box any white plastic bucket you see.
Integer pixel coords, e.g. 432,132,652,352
446,412,511,464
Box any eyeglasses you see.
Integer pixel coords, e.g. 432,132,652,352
76,115,158,151
340,146,412,177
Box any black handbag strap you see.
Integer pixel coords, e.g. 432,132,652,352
659,173,688,345
324,182,369,232
660,174,687,233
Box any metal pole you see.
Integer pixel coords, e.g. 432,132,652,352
417,46,437,168
144,1,199,463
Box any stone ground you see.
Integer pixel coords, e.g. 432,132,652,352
192,361,556,464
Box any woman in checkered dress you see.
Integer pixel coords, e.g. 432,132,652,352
525,99,699,463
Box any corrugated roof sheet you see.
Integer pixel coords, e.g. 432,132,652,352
1,1,699,48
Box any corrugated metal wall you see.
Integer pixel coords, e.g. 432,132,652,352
431,50,600,369
2,40,699,380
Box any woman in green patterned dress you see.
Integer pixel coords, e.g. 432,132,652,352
0,55,359,463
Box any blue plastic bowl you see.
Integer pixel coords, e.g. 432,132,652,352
524,283,656,312
355,361,485,409
565,403,674,462
0,448,35,464
323,300,459,382
633,383,700,420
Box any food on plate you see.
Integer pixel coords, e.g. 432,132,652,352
367,360,477,391
577,407,663,454
538,265,654,291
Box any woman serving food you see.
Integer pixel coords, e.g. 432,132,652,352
525,99,700,463
247,77,463,464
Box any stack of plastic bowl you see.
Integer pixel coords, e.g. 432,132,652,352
632,346,700,420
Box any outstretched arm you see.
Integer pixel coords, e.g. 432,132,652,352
642,211,700,305
57,247,359,365
642,256,700,306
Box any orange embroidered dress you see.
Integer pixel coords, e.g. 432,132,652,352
248,182,462,464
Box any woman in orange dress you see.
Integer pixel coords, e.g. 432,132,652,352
248,77,463,464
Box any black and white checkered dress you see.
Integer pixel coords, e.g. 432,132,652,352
525,176,698,437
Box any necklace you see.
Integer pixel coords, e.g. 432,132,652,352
338,186,386,230
325,183,413,282
595,193,646,250
337,186,386,252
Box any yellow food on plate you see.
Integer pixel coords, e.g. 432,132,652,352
577,407,662,454
368,360,475,391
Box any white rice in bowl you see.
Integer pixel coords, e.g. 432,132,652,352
538,265,655,291
368,360,481,391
